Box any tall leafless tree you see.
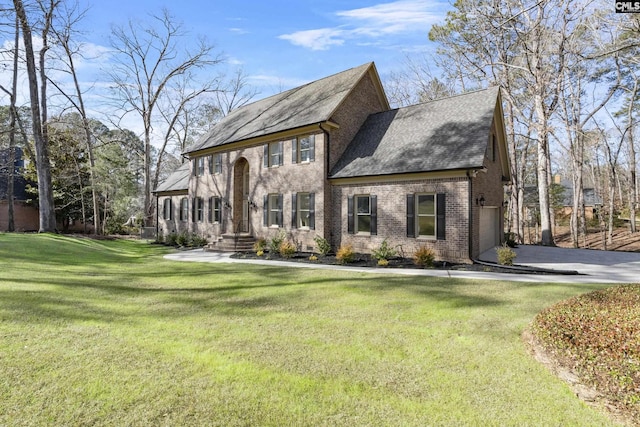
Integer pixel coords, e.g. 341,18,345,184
12,0,57,232
46,0,102,233
107,8,223,226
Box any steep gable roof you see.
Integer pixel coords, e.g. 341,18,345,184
153,162,190,193
184,62,387,155
329,87,502,179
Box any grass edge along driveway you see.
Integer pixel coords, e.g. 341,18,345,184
0,233,621,426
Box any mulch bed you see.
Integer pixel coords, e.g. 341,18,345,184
230,251,568,275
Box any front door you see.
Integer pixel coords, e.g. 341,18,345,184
241,162,250,232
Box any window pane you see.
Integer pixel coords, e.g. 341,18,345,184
418,195,434,215
299,193,310,210
269,142,282,166
357,196,370,214
419,216,435,236
298,193,310,228
358,215,371,233
299,136,310,162
269,194,280,226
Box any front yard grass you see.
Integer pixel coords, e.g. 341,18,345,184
0,233,621,426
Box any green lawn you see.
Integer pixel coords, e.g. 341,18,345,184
0,233,621,426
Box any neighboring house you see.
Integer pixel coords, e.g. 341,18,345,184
0,147,39,231
154,63,511,262
555,176,602,220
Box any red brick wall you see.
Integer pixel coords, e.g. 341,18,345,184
331,177,472,263
0,200,39,231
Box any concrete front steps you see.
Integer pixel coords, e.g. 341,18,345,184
205,233,256,252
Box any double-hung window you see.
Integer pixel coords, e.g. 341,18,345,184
263,193,283,227
193,157,205,176
292,134,315,163
347,195,377,235
292,192,315,229
210,153,222,174
208,197,222,223
417,194,435,237
264,141,284,167
406,193,446,240
179,198,189,222
193,197,204,222
163,198,173,221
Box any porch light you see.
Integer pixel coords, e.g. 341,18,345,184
476,195,485,207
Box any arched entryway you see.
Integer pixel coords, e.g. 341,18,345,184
233,158,250,233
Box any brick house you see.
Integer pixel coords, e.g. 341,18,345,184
154,62,510,262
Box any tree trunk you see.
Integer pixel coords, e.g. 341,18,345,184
6,13,21,232
13,0,56,232
534,95,554,246
628,82,637,233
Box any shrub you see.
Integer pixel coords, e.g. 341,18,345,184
269,230,286,253
377,259,389,267
313,235,332,256
279,240,296,258
336,244,355,264
253,238,267,253
176,232,190,247
309,254,318,261
190,234,208,248
496,245,517,266
165,232,178,246
413,246,435,268
256,250,264,257
504,232,518,248
371,239,397,261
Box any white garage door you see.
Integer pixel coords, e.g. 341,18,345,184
479,207,500,254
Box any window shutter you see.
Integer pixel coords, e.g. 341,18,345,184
278,141,284,165
309,193,315,230
437,193,446,240
309,135,315,162
191,198,196,222
263,194,268,226
292,139,298,164
347,195,354,234
192,159,197,176
370,195,377,236
291,193,297,229
406,194,415,237
208,197,213,222
263,144,269,168
277,194,283,226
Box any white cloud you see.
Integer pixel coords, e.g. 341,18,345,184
228,28,249,35
279,28,346,51
278,0,447,51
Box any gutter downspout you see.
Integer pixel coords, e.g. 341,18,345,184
319,123,331,244
155,194,159,241
467,170,474,263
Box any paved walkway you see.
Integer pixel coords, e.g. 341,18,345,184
164,245,640,284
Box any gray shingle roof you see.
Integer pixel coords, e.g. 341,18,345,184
153,162,190,193
329,87,501,179
185,62,376,154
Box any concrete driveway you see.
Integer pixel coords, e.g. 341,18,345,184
478,245,640,284
164,245,640,284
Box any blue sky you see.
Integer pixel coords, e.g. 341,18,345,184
77,0,453,98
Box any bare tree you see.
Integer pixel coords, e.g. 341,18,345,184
12,0,57,232
384,55,457,107
107,8,223,226
0,12,21,231
47,0,101,233
214,67,258,116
